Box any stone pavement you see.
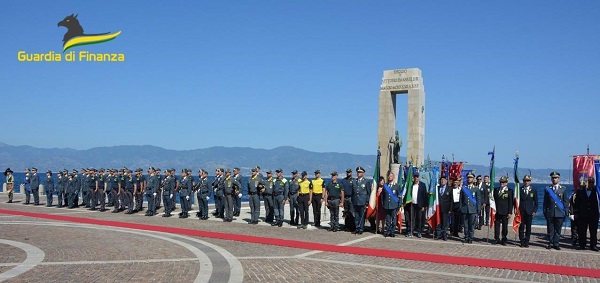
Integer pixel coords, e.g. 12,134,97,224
0,193,599,283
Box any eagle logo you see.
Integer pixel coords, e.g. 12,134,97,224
57,14,121,53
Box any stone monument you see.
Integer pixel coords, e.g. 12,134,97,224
378,68,425,176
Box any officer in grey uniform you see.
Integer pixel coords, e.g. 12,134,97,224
272,169,289,227
233,167,243,217
134,168,145,212
196,169,211,220
85,169,96,209
212,168,224,218
222,169,241,222
145,167,158,216
288,170,300,226
460,172,482,244
178,169,192,218
45,170,55,207
161,169,174,217
96,169,106,208
352,166,371,234
23,168,31,204
169,168,177,212
56,171,65,208
78,168,85,207
381,171,401,237
61,169,69,205
544,171,568,250
341,168,355,231
67,172,78,208
30,168,40,205
262,170,275,223
155,168,162,210
324,171,344,232
121,170,134,214
246,168,262,224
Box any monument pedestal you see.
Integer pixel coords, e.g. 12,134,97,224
390,163,401,184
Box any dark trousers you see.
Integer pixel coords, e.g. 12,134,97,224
155,188,162,208
32,187,40,204
576,215,599,249
289,193,299,224
145,190,156,213
82,188,90,207
224,194,233,220
494,214,509,241
45,190,53,206
124,190,134,213
25,189,31,204
214,195,223,217
110,190,119,211
312,193,322,226
162,193,172,215
263,195,274,222
343,197,354,229
571,217,579,244
96,190,106,210
405,203,423,234
384,208,397,235
135,192,143,211
519,213,533,244
298,194,310,226
180,194,190,214
274,194,285,223
463,213,476,240
546,216,564,247
233,192,241,215
68,192,78,208
451,203,461,236
62,192,68,207
57,191,64,207
327,199,340,229
353,205,366,232
197,193,209,218
248,194,260,222
479,204,490,226
436,211,450,239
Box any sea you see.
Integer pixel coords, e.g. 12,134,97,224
0,172,579,226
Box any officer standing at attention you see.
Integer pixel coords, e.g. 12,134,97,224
436,175,452,240
271,169,289,227
133,169,145,212
4,168,14,203
544,171,568,250
519,175,538,247
178,169,192,218
222,169,241,222
155,169,162,211
297,171,311,229
478,175,491,228
161,169,174,217
352,166,371,235
55,171,65,207
246,168,261,224
23,168,31,205
86,169,96,209
460,172,481,244
67,171,77,208
288,170,300,226
195,169,211,220
341,168,355,232
324,171,344,232
573,177,599,251
233,167,243,217
96,169,106,208
45,170,55,207
145,167,158,216
262,170,275,224
380,171,400,237
123,170,135,214
310,170,325,227
30,168,40,205
212,168,224,218
493,176,513,245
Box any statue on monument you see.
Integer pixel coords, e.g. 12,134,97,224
390,130,402,164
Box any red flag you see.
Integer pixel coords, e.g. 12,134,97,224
396,209,403,232
573,155,596,191
449,162,463,181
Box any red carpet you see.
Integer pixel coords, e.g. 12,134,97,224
1,208,599,278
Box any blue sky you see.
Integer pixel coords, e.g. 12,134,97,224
1,1,599,169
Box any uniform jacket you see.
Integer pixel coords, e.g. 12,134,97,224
493,187,514,216
341,177,354,196
223,177,241,195
212,175,224,197
45,176,54,192
30,173,39,190
573,188,599,219
233,174,243,193
196,177,210,196
351,177,371,206
288,177,300,195
543,184,568,218
381,183,401,210
437,185,453,213
273,177,289,196
179,176,192,196
479,182,491,205
247,176,261,194
519,186,538,216
460,184,482,214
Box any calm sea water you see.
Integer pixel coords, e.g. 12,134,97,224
1,173,577,225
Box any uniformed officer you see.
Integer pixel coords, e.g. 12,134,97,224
341,168,355,232
4,168,14,203
297,171,311,229
519,175,538,247
573,177,599,251
288,170,300,226
23,168,31,205
61,169,69,206
324,171,344,232
195,169,210,220
145,167,159,216
45,170,55,207
544,171,568,250
352,166,371,234
436,175,452,240
122,170,135,214
271,169,289,227
155,168,162,211
30,167,40,205
450,178,462,237
223,169,241,222
55,171,65,207
247,168,262,224
310,170,325,227
98,170,114,212
158,169,171,217
134,168,145,212
381,171,400,237
169,168,177,212
262,170,275,223
477,175,490,229
233,167,243,217
178,169,192,218
212,168,224,218
96,169,106,208
493,176,513,245
405,171,427,238
111,169,122,212
67,172,78,208
85,169,97,209
460,172,482,244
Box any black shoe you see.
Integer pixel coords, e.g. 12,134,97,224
297,225,303,229
271,222,278,226
417,233,422,238
524,243,529,248
163,213,171,217
278,222,283,227
546,244,552,249
553,246,561,250
111,210,119,213
301,225,307,229
89,208,96,211
591,247,599,252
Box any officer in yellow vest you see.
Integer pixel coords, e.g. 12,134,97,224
297,171,311,229
310,170,325,227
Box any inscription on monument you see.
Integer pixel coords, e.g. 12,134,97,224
380,69,422,91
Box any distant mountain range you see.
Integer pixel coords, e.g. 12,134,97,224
0,142,569,182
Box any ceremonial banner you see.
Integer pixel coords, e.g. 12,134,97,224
573,155,596,191
449,162,463,181
427,166,440,230
366,150,381,219
402,166,414,206
488,148,496,228
512,155,521,233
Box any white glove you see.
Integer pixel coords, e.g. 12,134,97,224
569,215,575,221
238,193,242,198
169,194,173,198
153,193,157,196
206,196,209,200
186,196,190,200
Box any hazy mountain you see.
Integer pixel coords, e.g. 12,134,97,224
0,142,569,181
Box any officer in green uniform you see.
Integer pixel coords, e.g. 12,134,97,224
195,169,211,220
324,171,344,232
222,169,241,222
45,170,55,207
262,170,275,223
155,168,162,210
247,168,262,224
288,170,300,226
272,169,289,227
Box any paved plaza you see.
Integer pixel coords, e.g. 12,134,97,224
0,193,599,282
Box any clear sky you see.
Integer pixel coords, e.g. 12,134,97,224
1,1,599,169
